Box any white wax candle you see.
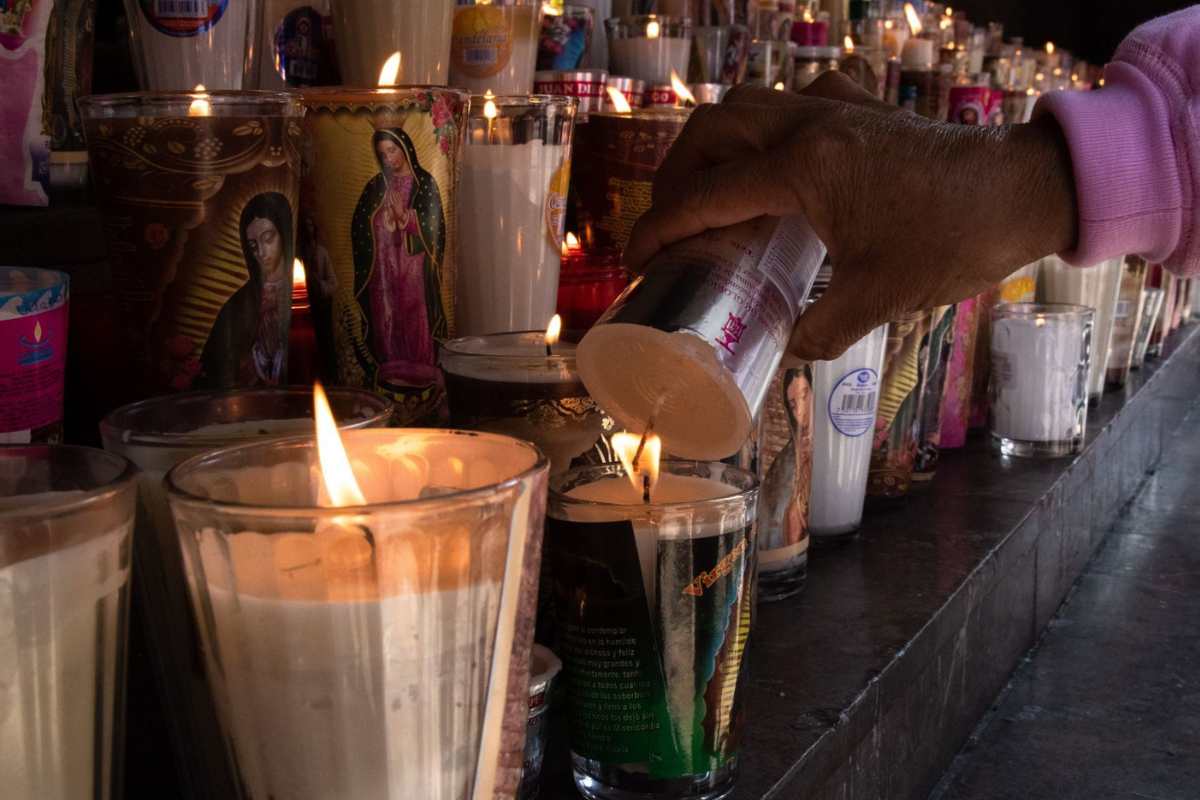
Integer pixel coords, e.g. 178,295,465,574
332,0,453,84
809,323,888,536
0,522,130,800
991,317,1086,443
608,36,692,85
1039,256,1123,400
900,36,933,68
457,140,567,336
565,473,736,504
132,1,253,89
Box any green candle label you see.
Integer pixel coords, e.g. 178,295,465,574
547,516,754,779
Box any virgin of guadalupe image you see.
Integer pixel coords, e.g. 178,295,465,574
201,191,294,388
351,125,447,414
760,366,815,555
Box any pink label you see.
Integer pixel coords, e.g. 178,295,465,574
0,301,68,433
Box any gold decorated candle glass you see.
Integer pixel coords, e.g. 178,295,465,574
165,428,549,800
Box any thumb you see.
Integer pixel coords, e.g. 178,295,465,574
785,277,893,364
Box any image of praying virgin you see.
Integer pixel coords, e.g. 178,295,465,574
351,126,448,392
201,191,294,388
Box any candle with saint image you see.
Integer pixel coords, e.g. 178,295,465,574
441,320,606,475
606,16,693,85
299,66,468,425
546,433,759,800
456,94,576,336
165,386,549,800
0,446,137,800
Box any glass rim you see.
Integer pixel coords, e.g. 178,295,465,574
300,85,472,100
992,301,1096,320
165,429,549,516
0,445,138,524
468,94,580,107
79,90,304,111
549,460,758,513
99,386,394,450
441,331,583,365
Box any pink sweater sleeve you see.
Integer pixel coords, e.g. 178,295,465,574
1034,8,1200,276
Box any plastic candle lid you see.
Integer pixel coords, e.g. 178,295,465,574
577,322,751,460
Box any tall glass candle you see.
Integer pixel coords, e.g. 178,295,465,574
332,0,453,84
166,429,549,800
1038,255,1122,403
442,331,605,475
0,445,137,800
547,460,758,800
990,303,1093,458
0,268,69,444
99,387,393,800
938,296,981,450
450,0,544,93
692,24,749,83
867,309,929,499
912,303,955,480
123,0,259,89
1132,287,1164,369
810,322,888,538
1106,256,1147,387
80,91,304,398
299,86,468,425
457,95,576,336
606,15,693,85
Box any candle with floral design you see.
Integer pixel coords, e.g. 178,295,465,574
299,86,468,426
81,91,304,399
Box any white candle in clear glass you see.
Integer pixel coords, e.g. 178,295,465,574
605,16,692,85
332,0,453,84
1038,255,1123,402
456,95,576,336
449,1,542,94
809,322,888,537
123,0,258,90
990,303,1093,457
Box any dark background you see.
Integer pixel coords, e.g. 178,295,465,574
954,0,1195,65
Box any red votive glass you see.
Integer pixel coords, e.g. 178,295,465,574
556,249,628,331
288,264,320,384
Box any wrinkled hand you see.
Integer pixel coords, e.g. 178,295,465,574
623,73,1079,362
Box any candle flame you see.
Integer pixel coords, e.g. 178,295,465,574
293,258,306,286
944,6,952,15
1045,41,1055,55
378,51,401,85
884,18,894,29
1035,72,1044,81
671,71,696,106
545,314,562,349
483,92,498,119
646,19,660,38
613,431,661,498
939,17,950,30
844,35,854,53
773,81,785,91
542,2,561,14
802,6,813,23
188,84,209,117
566,231,579,248
606,86,632,113
314,381,367,507
904,3,921,36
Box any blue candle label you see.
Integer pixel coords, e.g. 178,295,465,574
140,0,228,37
547,516,754,780
828,367,878,437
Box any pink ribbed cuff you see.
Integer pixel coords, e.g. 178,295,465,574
1034,68,1183,269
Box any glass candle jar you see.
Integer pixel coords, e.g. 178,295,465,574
606,15,693,86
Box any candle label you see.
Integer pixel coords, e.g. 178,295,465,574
273,6,332,86
451,5,516,78
868,310,929,498
300,90,468,426
548,516,754,779
759,364,814,567
139,0,228,36
545,159,570,250
828,367,879,437
0,280,68,442
83,111,302,396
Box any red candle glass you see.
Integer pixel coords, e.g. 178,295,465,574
556,247,628,331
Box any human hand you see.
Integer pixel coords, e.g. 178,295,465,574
623,74,1079,362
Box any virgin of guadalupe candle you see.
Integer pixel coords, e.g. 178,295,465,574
81,91,303,398
578,214,827,460
332,0,452,84
757,362,813,599
0,268,69,444
990,303,1093,458
912,303,955,480
450,0,543,94
1106,256,1147,387
569,104,689,252
457,94,576,337
442,329,605,475
606,15,693,85
0,445,137,800
99,387,392,800
867,309,930,499
1038,255,1123,403
166,422,550,800
938,296,981,450
300,86,468,425
122,0,258,89
810,322,888,538
547,451,758,800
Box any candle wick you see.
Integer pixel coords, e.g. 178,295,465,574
630,393,665,472
546,343,553,357
642,474,651,503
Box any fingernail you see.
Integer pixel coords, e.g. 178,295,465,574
780,352,805,370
